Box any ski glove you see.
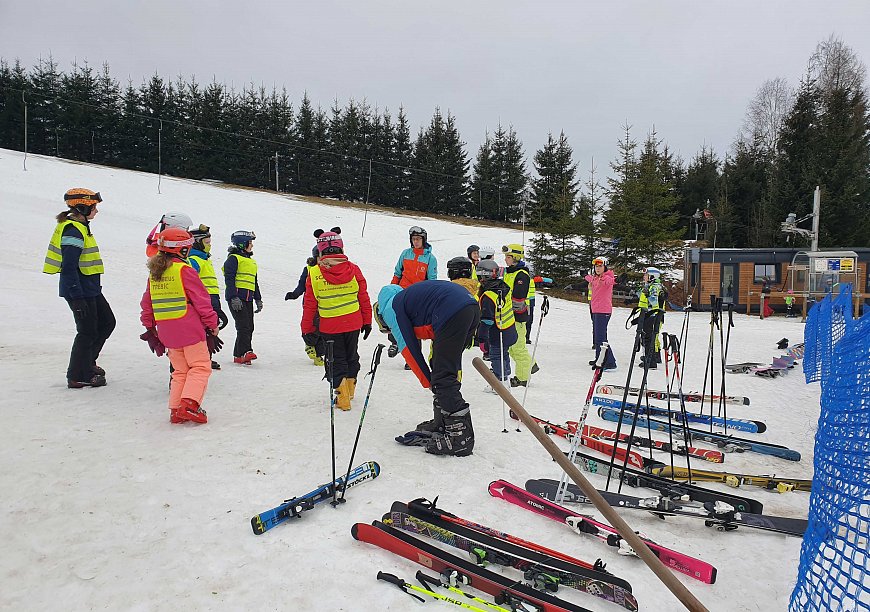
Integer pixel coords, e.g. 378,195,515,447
206,329,223,355
361,323,372,340
69,299,89,322
395,430,433,446
230,297,244,312
302,332,320,347
254,299,263,313
285,291,298,301
217,309,229,330
140,328,165,357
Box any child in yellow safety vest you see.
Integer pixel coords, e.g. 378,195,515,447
223,230,262,365
140,228,219,424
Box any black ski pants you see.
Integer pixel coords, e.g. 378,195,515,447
230,300,255,357
321,330,361,387
431,303,481,416
66,294,116,381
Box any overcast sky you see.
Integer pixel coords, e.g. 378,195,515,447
2,1,869,179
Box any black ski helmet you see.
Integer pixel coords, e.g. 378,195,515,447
409,225,427,247
447,256,474,280
190,224,211,252
476,259,500,280
467,244,480,258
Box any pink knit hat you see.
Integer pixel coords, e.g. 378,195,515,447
314,227,343,255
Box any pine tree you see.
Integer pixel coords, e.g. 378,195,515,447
530,131,579,224
0,59,29,152
678,146,720,239
470,133,497,218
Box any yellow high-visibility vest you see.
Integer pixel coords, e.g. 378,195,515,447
43,220,104,275
310,265,360,318
226,254,257,291
150,261,190,321
483,290,515,330
189,254,219,295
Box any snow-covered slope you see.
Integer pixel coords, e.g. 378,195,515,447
0,149,818,611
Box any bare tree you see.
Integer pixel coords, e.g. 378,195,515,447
809,34,867,94
741,77,794,153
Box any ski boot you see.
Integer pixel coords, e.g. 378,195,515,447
425,408,474,456
416,406,444,433
68,374,107,389
509,376,527,388
92,364,106,376
531,362,540,375
347,378,357,400
169,409,185,424
177,398,208,424
211,360,221,370
335,378,353,411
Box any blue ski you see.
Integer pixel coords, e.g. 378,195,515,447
593,396,765,433
251,461,380,534
597,407,800,461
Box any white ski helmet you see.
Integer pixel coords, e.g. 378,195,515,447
645,266,663,279
593,255,608,267
160,212,193,230
479,245,496,259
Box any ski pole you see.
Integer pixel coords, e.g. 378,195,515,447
519,295,549,429
416,571,512,612
717,303,733,421
557,341,606,503
669,333,694,483
339,343,384,503
377,571,501,611
325,340,340,507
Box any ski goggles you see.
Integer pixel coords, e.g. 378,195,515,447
593,258,606,266
64,191,102,206
409,226,425,235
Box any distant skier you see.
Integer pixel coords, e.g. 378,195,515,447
223,230,261,365
187,224,228,370
476,259,517,393
637,266,666,369
501,244,538,386
140,228,218,424
43,188,116,388
374,280,480,456
584,256,617,371
785,290,797,318
387,226,438,360
301,229,372,411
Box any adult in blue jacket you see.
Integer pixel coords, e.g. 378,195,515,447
375,281,480,456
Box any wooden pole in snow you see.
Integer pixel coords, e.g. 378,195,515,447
472,357,709,612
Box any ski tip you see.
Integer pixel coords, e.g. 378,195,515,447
743,398,750,405
251,516,265,535
350,523,361,540
710,567,718,584
368,461,382,478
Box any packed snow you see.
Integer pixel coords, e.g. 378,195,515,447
0,149,819,611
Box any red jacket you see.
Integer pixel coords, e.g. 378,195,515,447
301,255,372,335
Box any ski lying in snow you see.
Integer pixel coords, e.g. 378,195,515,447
353,521,596,612
510,411,651,470
725,362,765,373
563,449,763,514
597,406,801,461
570,422,725,463
596,384,750,406
593,396,766,434
524,479,807,538
385,501,638,610
251,461,380,534
488,479,717,584
649,465,812,493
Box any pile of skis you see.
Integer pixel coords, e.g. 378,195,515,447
726,341,805,378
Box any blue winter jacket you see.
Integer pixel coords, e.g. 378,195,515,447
377,280,476,387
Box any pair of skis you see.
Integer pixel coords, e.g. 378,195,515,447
596,384,750,406
596,406,802,461
251,461,381,534
524,479,807,537
649,465,812,493
592,396,766,434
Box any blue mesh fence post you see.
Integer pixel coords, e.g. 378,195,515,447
790,294,870,611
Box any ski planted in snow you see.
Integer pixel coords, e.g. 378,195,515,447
596,384,750,406
251,461,380,534
597,406,801,461
353,520,596,612
524,479,806,537
649,465,812,493
385,501,638,610
563,450,763,514
488,479,717,584
593,396,766,434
